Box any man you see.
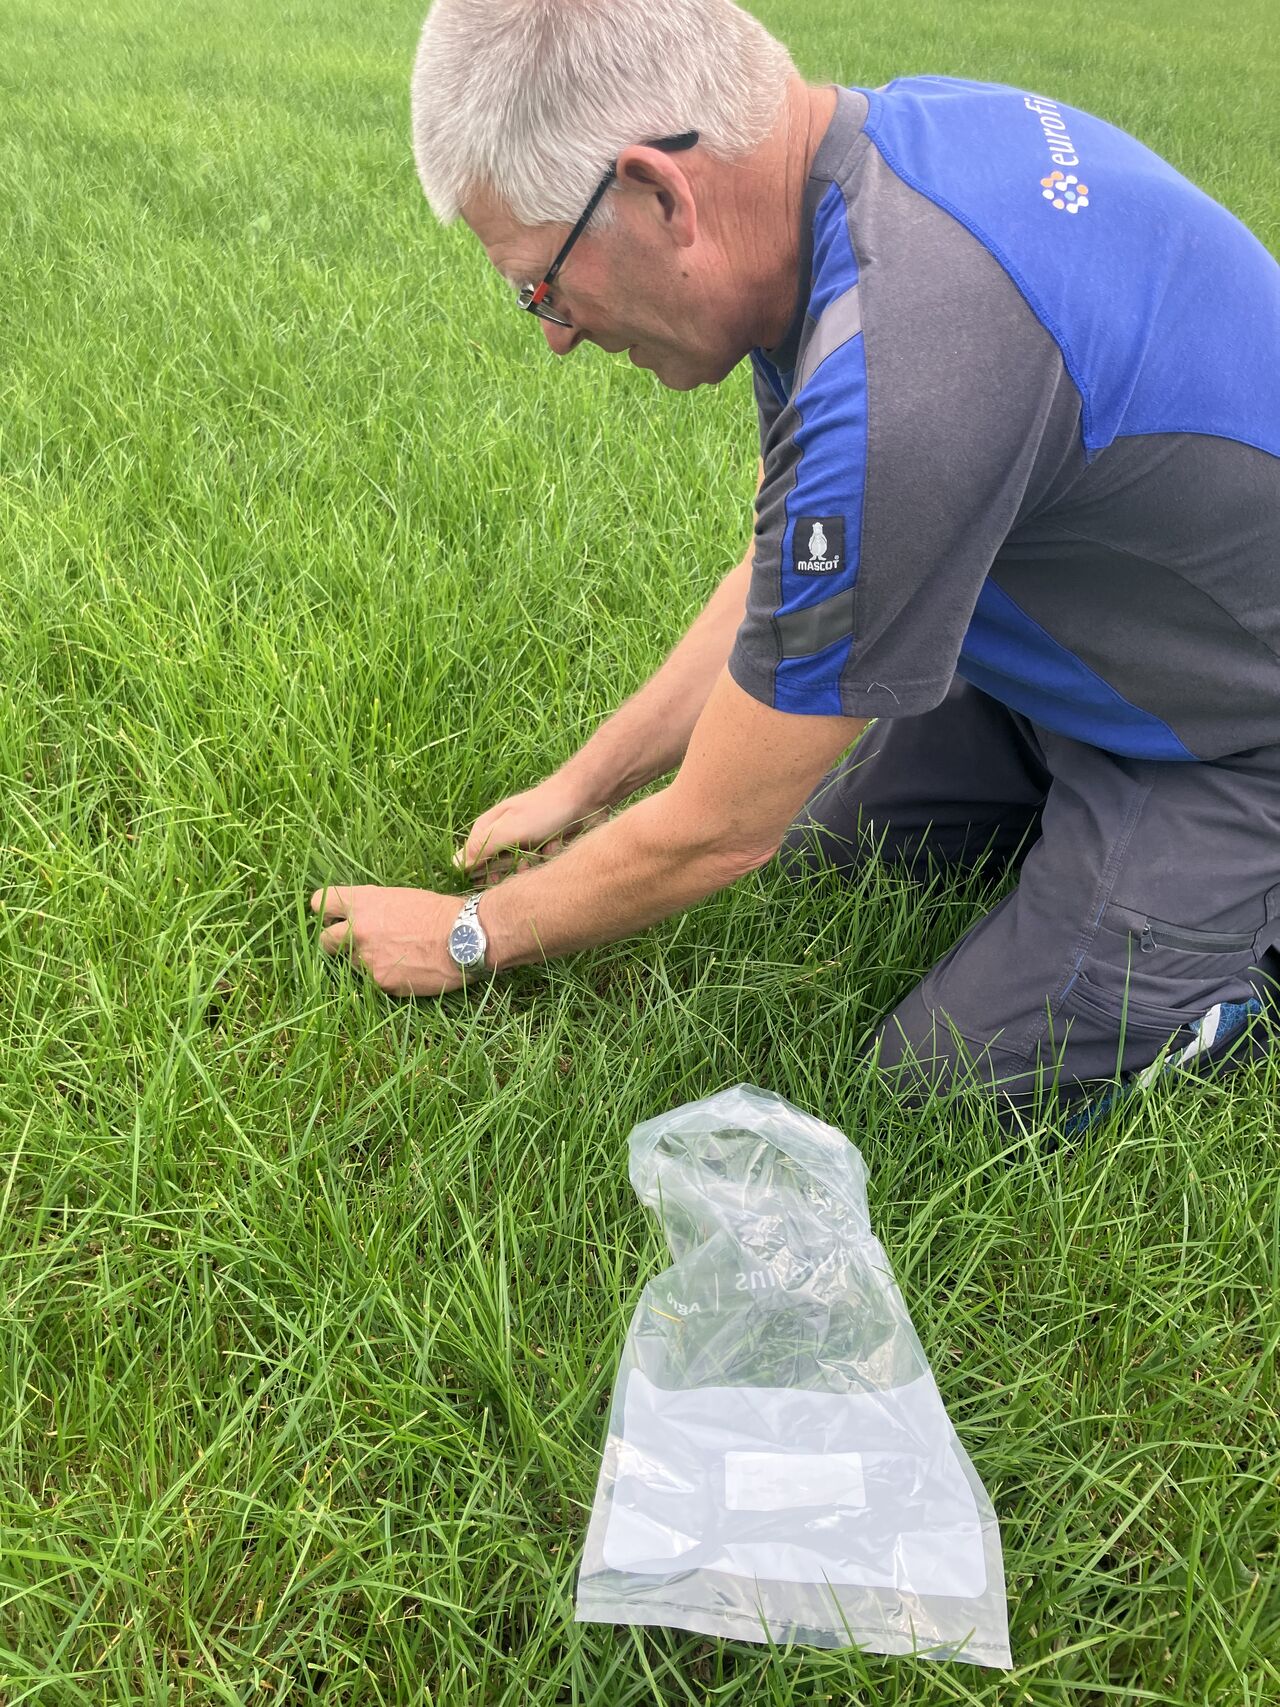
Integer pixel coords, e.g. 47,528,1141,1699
313,0,1280,1113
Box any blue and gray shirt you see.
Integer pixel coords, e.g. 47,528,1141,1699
727,78,1280,760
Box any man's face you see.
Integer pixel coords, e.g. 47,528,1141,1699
461,182,748,392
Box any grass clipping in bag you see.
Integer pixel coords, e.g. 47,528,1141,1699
576,1085,1011,1668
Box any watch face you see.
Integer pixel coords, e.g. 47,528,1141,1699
449,923,484,967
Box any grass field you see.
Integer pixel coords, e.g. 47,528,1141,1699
3,0,1279,1699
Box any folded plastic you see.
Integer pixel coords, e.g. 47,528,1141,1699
575,1084,1011,1667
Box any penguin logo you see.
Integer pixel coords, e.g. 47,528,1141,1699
794,514,844,572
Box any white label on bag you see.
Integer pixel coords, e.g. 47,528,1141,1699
725,1450,865,1511
602,1371,988,1596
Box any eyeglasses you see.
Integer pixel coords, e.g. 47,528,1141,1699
517,131,699,328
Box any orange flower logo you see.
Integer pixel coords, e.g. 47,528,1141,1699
1041,170,1089,213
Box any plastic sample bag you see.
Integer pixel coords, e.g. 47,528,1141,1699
576,1085,1011,1667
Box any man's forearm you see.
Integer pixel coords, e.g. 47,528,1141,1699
480,785,752,969
322,671,865,1000
556,550,753,811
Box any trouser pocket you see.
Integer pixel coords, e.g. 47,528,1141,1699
1133,917,1257,955
1063,898,1266,1051
1103,901,1256,958
1252,883,1280,963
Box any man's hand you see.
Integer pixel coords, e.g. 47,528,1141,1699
310,885,475,996
456,775,610,884
312,675,866,997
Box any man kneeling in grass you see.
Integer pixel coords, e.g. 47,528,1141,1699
313,0,1280,1117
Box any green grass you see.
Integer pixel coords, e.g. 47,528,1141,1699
2,0,1278,1699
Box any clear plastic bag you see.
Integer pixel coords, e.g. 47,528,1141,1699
575,1085,1011,1667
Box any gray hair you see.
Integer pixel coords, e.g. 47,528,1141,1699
410,0,797,229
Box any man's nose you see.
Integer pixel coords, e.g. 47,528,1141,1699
541,320,583,357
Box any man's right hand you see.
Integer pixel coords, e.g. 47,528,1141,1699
454,775,611,885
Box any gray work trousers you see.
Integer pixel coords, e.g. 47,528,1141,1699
783,681,1280,1108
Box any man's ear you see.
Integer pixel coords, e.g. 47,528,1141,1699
614,145,698,247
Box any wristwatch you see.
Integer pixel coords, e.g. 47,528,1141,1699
447,892,489,972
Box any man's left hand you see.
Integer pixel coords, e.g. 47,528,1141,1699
310,885,473,996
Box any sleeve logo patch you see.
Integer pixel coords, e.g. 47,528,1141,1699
794,516,845,574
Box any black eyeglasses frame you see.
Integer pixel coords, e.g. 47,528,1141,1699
518,131,700,328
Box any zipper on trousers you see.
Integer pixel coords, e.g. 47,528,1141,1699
1138,920,1257,955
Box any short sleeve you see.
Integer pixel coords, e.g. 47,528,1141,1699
728,177,1083,720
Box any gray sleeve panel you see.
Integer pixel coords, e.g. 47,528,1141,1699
833,142,1085,716
794,287,862,395
996,433,1280,760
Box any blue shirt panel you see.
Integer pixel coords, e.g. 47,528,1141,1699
859,76,1280,459
958,582,1195,758
775,636,855,716
760,183,870,714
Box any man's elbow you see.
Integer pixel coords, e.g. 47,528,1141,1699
701,832,783,887
635,792,783,889
663,821,781,890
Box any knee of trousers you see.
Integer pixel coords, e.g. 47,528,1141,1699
861,987,1056,1110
